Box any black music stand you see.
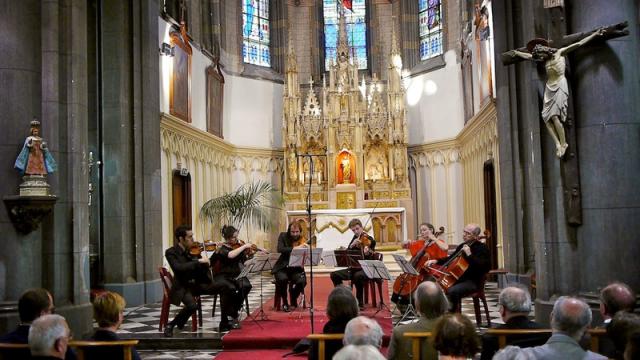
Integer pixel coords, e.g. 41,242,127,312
334,249,364,268
358,259,393,316
248,253,280,322
289,248,323,317
234,262,262,328
391,254,420,323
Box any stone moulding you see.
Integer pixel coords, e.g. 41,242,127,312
3,195,58,234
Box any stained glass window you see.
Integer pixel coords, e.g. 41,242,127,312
419,0,443,60
242,0,271,67
323,0,368,70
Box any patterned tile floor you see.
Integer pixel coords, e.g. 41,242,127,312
122,269,529,359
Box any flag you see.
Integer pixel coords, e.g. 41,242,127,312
342,0,353,11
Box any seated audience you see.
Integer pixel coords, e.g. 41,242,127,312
85,291,141,360
387,281,448,360
480,285,548,359
492,345,535,360
308,285,359,360
624,331,640,360
598,282,636,358
28,314,71,360
0,288,75,360
432,313,480,360
333,344,386,360
521,296,606,360
343,316,383,348
607,312,640,360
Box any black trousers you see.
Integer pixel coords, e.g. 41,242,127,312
330,268,368,306
170,281,219,329
446,279,478,312
273,267,306,306
212,274,252,325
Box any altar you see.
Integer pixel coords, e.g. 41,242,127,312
287,207,407,251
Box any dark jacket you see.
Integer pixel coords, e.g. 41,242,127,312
437,239,490,285
0,324,76,360
85,329,141,360
480,315,549,360
165,244,203,306
272,232,296,274
308,318,351,360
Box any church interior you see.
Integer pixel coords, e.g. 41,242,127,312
0,0,638,359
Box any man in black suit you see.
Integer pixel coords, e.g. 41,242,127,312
272,221,308,312
163,224,215,337
426,223,490,312
330,218,376,309
0,288,76,359
480,286,548,359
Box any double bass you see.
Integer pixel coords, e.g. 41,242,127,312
391,226,447,305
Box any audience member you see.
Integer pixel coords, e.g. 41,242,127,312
492,345,535,360
0,288,75,359
598,282,636,358
607,312,640,360
521,296,606,360
432,313,480,360
343,316,383,348
333,344,386,360
480,285,548,359
624,331,640,360
85,291,141,360
387,281,447,360
28,314,70,359
308,285,359,360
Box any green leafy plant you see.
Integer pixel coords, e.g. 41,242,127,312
199,180,283,234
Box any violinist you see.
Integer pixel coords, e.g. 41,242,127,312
330,218,376,309
425,223,490,312
210,225,255,332
163,224,218,337
271,221,308,312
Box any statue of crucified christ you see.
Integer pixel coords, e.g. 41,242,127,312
502,22,628,158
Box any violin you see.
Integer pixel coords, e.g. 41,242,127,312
189,241,218,257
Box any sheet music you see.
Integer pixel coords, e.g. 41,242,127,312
235,262,254,280
392,254,419,276
370,260,392,280
251,253,281,272
322,250,338,267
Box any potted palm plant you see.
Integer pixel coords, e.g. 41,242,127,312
199,180,284,242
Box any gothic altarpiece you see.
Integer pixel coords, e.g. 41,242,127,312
282,13,413,246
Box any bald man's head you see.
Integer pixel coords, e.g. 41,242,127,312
551,296,592,340
414,281,448,319
600,282,636,318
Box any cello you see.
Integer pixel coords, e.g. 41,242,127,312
391,225,447,305
427,229,490,293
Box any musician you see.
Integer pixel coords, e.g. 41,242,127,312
426,223,490,312
272,221,308,312
330,218,376,309
163,224,217,337
210,225,254,332
403,223,448,255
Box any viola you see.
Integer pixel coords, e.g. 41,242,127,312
189,241,218,257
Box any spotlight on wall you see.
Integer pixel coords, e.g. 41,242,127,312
160,42,175,57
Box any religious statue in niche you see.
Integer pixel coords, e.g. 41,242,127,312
504,28,606,158
337,151,354,184
287,150,297,185
14,120,57,196
394,147,406,184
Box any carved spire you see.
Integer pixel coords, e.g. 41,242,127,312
337,7,350,63
286,22,297,73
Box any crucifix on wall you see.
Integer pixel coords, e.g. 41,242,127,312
501,20,628,226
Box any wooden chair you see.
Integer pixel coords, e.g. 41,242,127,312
485,328,553,349
485,328,607,353
70,340,139,360
403,331,432,360
158,266,201,332
273,281,307,311
307,333,345,360
455,274,491,327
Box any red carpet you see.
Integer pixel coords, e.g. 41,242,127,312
221,275,393,350
214,349,307,359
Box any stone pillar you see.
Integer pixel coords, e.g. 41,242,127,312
570,0,640,292
100,0,162,305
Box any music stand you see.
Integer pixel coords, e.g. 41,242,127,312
358,259,392,315
233,262,262,328
391,254,420,323
321,250,338,267
288,248,323,316
334,249,364,268
248,253,280,322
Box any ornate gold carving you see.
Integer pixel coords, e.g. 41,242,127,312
363,201,397,208
337,192,356,209
393,190,410,199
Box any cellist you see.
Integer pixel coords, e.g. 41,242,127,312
403,223,449,257
426,223,490,312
